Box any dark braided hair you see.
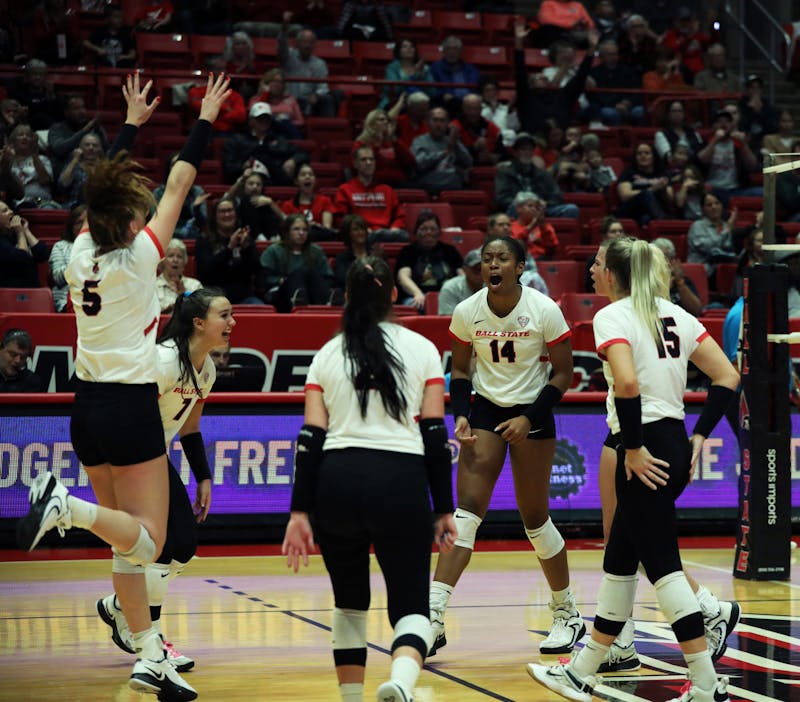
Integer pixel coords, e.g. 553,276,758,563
158,287,226,397
342,256,407,421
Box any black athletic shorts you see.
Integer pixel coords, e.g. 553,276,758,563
71,381,166,467
469,393,556,440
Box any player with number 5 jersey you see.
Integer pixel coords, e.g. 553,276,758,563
16,71,231,702
429,235,585,659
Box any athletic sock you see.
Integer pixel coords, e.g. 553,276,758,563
339,682,363,701
131,626,163,661
66,495,97,529
685,649,717,691
570,638,609,679
430,581,453,614
389,656,420,695
551,585,575,607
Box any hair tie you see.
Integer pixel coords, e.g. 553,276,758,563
363,264,382,287
183,290,193,298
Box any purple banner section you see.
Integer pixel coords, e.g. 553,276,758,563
2,412,799,518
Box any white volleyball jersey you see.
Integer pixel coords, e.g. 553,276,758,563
305,322,444,454
449,286,571,407
66,228,164,383
156,340,216,444
594,296,708,433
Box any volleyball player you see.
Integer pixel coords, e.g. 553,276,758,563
429,235,583,657
529,237,739,702
282,257,457,702
97,288,234,671
16,72,230,702
589,239,740,674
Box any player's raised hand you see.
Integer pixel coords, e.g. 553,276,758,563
122,70,159,127
198,72,232,124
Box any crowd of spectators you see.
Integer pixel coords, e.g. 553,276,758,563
1,0,799,327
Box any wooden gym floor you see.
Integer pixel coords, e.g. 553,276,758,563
1,541,799,702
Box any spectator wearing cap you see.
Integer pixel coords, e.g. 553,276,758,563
430,36,481,109
334,145,408,243
279,15,339,117
437,248,484,314
511,191,560,259
694,44,741,93
395,91,430,151
514,18,598,136
222,101,307,184
249,69,305,139
0,328,44,393
660,6,711,79
738,74,779,154
410,106,473,195
697,108,761,206
495,132,580,219
451,94,505,166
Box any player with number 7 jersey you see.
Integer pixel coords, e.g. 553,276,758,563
428,235,585,661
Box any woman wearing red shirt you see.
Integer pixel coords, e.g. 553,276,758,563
354,109,415,186
280,163,335,231
511,191,560,260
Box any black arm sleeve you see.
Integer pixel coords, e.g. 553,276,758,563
693,385,737,438
449,377,472,419
522,384,563,430
420,418,455,514
614,395,644,450
180,432,212,483
108,123,139,157
290,424,326,512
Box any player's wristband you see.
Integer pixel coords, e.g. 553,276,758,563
449,378,472,420
290,424,326,512
178,119,213,169
614,395,644,450
180,432,212,483
109,123,138,157
693,385,736,438
522,384,563,429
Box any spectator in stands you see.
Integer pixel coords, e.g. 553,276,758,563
395,91,430,151
486,211,512,238
0,329,44,393
396,210,463,310
585,146,617,194
83,4,136,68
617,14,658,75
232,5,301,38
536,0,595,48
514,20,598,137
452,94,504,167
221,31,262,103
31,0,81,66
0,200,49,287
665,143,692,188
616,142,674,225
584,215,624,291
687,191,738,279
355,109,415,186
0,99,24,149
673,162,706,220
153,154,209,240
47,94,109,177
438,248,484,315
279,19,338,118
479,76,520,149
250,69,305,139
738,74,779,154
280,163,335,234
411,107,472,195
222,102,306,184
591,0,620,42
225,168,284,242
697,108,761,206
511,191,560,260
642,47,691,93
10,60,60,132
196,197,263,304
4,124,58,210
541,41,590,116
156,239,202,313
694,44,740,94
430,36,481,110
731,225,764,299
586,39,644,126
335,0,393,41
335,145,408,242
57,132,103,209
553,140,591,193
654,100,705,162
660,6,710,80
259,213,332,311
777,166,800,222
133,1,174,32
380,38,435,109
495,132,580,219
332,214,372,303
762,109,800,165
651,236,704,316
188,65,247,134
49,204,84,312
